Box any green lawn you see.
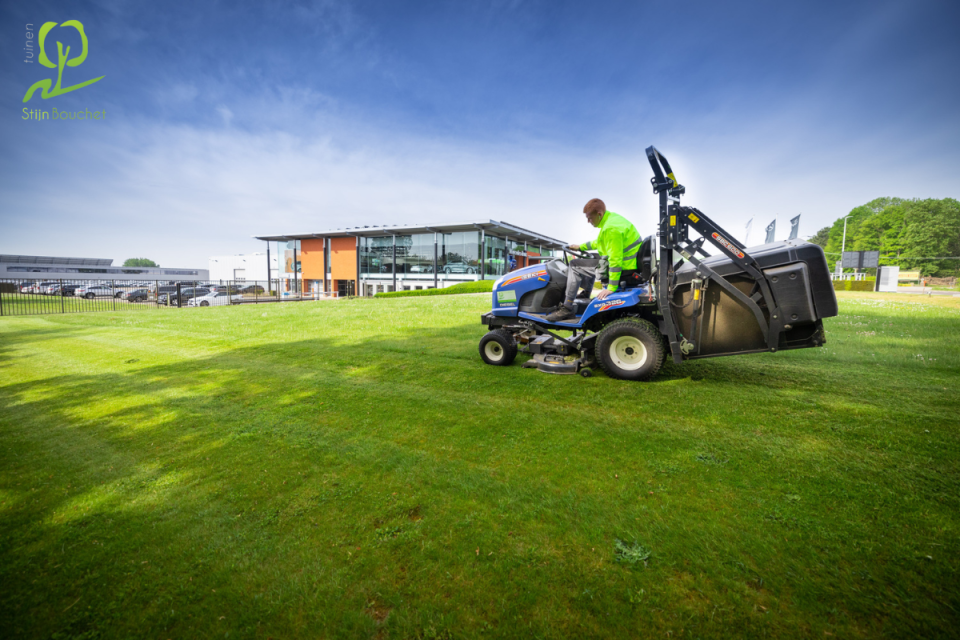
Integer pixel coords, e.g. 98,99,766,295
1,292,958,639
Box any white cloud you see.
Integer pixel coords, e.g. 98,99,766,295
216,105,234,126
2,86,958,268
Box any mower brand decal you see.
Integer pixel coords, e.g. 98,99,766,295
711,232,745,259
596,299,626,312
500,269,547,288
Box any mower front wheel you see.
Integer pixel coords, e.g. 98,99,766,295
479,329,518,366
595,318,665,381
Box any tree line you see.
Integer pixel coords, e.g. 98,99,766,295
807,197,960,276
122,258,159,267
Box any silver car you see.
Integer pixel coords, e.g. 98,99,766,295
187,291,241,307
75,284,123,299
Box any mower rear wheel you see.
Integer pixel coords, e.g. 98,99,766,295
479,329,518,366
595,318,665,381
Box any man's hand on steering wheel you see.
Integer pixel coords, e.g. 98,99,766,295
565,243,580,252
596,289,612,300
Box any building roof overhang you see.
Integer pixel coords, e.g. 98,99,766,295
254,220,567,249
0,255,114,266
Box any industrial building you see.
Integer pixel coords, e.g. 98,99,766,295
0,255,209,281
254,220,567,297
208,252,277,283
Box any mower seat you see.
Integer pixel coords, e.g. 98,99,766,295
614,235,653,289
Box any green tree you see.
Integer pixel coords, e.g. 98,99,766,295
824,197,904,256
852,205,905,258
900,198,960,276
122,258,159,267
808,226,830,248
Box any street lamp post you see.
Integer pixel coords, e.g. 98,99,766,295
840,215,855,276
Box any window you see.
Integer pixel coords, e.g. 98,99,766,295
485,235,507,279
403,233,435,276
439,231,480,278
360,237,394,276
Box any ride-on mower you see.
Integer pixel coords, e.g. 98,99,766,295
478,146,838,381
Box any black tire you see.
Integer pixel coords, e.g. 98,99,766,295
115,292,124,298
85,293,94,299
595,318,665,381
580,368,593,378
479,329,518,366
200,301,209,307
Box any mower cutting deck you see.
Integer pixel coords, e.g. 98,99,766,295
479,146,838,380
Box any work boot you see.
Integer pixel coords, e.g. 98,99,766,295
546,305,576,322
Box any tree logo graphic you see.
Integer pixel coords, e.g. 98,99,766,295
23,20,104,103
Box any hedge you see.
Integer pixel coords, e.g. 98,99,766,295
833,279,876,292
374,280,495,298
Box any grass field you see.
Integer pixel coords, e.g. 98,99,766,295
1,291,958,639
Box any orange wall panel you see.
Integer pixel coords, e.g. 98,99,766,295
330,236,357,280
299,238,325,281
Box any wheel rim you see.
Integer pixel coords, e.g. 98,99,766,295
484,341,504,361
609,335,647,371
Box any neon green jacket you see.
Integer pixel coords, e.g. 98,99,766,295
581,211,642,291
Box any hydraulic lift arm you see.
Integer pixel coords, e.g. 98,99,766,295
646,146,784,363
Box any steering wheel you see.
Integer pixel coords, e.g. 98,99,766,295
561,246,593,266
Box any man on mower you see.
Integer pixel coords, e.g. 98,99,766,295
545,198,642,322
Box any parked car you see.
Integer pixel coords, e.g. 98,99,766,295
239,284,265,294
58,284,80,297
442,262,477,274
208,284,241,294
75,284,123,299
409,264,434,273
188,291,241,307
124,289,151,302
160,287,210,305
29,281,59,294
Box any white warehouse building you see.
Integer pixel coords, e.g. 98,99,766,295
1,255,208,282
208,252,277,283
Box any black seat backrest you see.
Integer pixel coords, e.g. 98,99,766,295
638,235,653,282
617,235,654,288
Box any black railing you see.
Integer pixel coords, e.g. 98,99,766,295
0,278,337,317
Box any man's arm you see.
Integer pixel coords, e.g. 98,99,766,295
604,228,624,293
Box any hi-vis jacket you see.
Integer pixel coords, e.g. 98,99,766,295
581,211,642,292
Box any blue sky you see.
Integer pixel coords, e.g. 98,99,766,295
2,0,959,268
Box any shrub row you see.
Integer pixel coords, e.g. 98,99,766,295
374,280,495,298
833,279,876,292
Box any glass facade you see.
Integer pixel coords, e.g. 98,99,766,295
359,237,393,276
276,240,301,274
485,235,507,278
439,231,480,277
274,240,301,292
400,234,435,277
507,238,526,257
355,230,557,284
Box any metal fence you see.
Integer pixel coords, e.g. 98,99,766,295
0,278,339,317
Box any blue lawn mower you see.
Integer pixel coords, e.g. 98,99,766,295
478,146,838,381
